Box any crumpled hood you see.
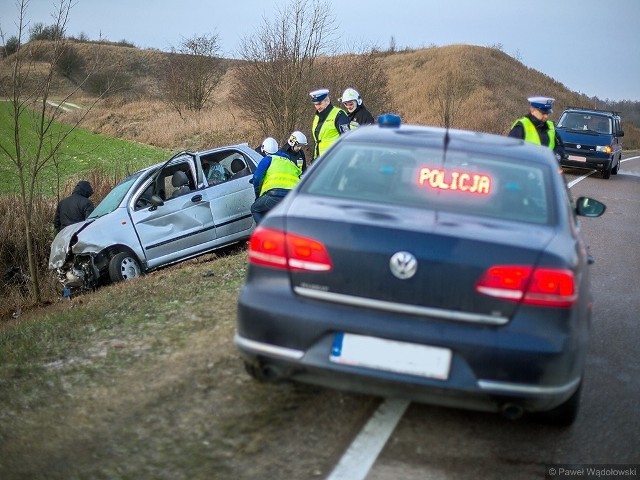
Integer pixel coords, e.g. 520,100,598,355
48,222,88,269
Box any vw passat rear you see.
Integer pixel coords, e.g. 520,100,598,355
235,116,606,426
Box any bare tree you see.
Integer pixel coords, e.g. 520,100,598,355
232,0,337,143
324,48,392,121
430,69,474,128
0,0,104,304
164,33,224,116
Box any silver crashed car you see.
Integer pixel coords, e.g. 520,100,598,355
49,144,261,295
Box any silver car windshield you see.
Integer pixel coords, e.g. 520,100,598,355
88,172,144,219
303,143,551,225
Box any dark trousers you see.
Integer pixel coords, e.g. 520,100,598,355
250,189,289,224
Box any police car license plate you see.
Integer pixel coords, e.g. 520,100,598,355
330,333,451,380
568,155,587,162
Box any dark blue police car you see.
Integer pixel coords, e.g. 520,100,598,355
235,115,606,426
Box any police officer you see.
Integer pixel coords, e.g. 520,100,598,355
340,87,374,129
250,132,303,224
281,130,308,174
309,88,350,161
508,96,565,161
255,136,278,157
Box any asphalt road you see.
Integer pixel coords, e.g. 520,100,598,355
328,153,640,480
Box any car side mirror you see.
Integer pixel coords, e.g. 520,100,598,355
575,197,606,217
618,130,624,137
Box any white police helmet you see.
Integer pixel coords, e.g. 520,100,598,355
288,131,308,147
340,88,362,106
261,137,278,155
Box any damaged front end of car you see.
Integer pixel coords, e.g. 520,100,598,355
55,253,102,296
49,223,107,297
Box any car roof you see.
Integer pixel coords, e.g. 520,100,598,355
132,143,256,176
342,122,555,166
561,107,620,118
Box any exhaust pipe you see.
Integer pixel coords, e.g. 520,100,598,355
501,403,524,420
260,364,286,382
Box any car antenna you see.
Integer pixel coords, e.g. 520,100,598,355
442,128,450,163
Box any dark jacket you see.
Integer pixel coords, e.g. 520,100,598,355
348,103,375,128
282,144,307,173
508,113,565,159
54,180,95,233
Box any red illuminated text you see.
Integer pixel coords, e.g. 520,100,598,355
418,167,491,194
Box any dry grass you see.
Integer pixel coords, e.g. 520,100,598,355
0,170,119,320
53,43,640,151
62,70,258,151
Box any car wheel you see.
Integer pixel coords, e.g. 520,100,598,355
535,381,582,427
612,158,620,175
108,252,142,282
601,163,612,179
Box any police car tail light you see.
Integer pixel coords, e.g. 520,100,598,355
475,266,577,308
596,145,612,154
248,227,332,272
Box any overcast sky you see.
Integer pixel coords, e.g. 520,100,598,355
2,0,639,101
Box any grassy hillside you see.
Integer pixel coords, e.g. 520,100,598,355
4,41,637,151
32,42,638,151
0,101,170,195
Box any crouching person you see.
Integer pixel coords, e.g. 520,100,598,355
250,132,305,225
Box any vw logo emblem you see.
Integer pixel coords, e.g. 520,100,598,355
577,144,582,149
389,251,417,280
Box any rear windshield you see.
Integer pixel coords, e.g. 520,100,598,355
302,143,551,225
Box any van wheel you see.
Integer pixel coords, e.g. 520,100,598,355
109,252,142,282
612,158,620,175
601,163,612,179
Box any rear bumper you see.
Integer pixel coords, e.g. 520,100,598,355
235,333,581,413
236,281,588,413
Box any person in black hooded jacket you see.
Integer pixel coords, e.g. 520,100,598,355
53,180,95,233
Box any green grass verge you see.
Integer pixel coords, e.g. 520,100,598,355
0,101,170,195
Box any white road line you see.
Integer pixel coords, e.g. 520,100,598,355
565,156,640,187
326,398,410,480
566,171,596,188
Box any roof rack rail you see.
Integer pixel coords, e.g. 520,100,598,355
564,106,620,116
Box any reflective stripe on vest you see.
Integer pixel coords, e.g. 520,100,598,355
513,117,556,150
312,105,341,158
259,154,301,196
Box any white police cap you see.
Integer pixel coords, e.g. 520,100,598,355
528,96,555,113
309,88,329,104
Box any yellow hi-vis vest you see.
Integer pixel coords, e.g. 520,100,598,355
513,117,556,150
259,154,301,196
312,105,341,159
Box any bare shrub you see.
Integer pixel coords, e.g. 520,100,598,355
232,0,337,142
0,194,57,318
326,50,393,119
163,34,225,115
55,43,84,78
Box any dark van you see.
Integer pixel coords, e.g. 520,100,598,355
555,107,624,179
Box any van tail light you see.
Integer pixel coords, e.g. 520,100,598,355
475,265,577,308
248,227,333,272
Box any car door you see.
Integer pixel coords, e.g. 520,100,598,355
129,158,217,269
197,148,257,240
